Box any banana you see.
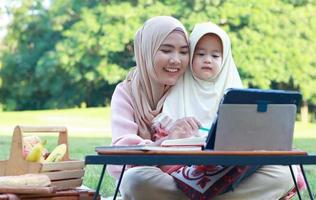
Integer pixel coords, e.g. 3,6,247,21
45,144,67,162
25,140,46,162
23,135,42,158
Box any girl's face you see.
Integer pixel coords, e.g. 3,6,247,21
154,31,189,86
192,34,223,81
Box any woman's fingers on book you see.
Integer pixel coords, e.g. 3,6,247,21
166,116,202,140
178,117,201,137
193,129,201,137
184,117,201,131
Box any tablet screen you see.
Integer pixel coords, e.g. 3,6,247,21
204,88,302,150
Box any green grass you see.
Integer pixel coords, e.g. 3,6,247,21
0,107,111,137
0,108,316,198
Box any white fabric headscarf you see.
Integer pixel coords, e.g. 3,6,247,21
123,16,188,139
162,22,242,128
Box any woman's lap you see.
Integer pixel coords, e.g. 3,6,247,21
213,165,295,200
119,166,189,200
119,165,294,200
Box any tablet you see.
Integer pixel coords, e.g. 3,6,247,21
204,88,302,150
220,88,301,108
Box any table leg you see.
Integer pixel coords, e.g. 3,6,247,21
300,164,314,200
93,164,107,200
289,165,302,200
113,165,126,200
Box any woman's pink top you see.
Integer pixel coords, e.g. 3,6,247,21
107,83,155,178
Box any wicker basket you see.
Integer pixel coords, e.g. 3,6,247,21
0,126,85,190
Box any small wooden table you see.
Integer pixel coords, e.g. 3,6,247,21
85,149,316,200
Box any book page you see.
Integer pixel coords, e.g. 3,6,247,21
160,136,206,147
95,145,202,152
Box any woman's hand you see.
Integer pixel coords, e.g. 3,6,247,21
166,117,201,140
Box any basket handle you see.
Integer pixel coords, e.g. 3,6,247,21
9,125,70,161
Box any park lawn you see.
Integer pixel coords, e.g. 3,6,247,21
0,107,112,137
0,108,315,198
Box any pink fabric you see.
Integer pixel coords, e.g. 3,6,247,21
172,165,251,200
297,167,307,191
107,83,153,178
153,126,168,141
110,83,139,145
107,83,175,178
281,166,307,199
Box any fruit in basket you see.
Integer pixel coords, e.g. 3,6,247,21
25,140,46,162
22,135,41,158
23,136,48,158
45,143,67,162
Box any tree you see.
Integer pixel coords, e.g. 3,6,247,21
1,0,315,122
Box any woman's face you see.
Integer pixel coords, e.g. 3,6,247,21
153,31,189,86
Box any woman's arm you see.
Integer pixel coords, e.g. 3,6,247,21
112,83,200,147
108,83,153,179
111,83,153,146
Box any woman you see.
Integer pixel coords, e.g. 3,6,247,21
108,16,199,200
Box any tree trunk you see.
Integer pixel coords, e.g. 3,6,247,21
300,100,309,123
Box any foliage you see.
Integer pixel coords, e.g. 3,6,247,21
0,0,315,110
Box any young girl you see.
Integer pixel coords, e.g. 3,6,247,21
153,22,241,131
154,22,298,199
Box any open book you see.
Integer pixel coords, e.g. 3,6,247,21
95,138,204,152
95,145,202,152
160,136,206,147
95,135,207,153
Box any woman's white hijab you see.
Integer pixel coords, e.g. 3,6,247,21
162,22,242,128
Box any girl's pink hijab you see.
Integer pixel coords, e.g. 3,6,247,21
123,16,188,139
